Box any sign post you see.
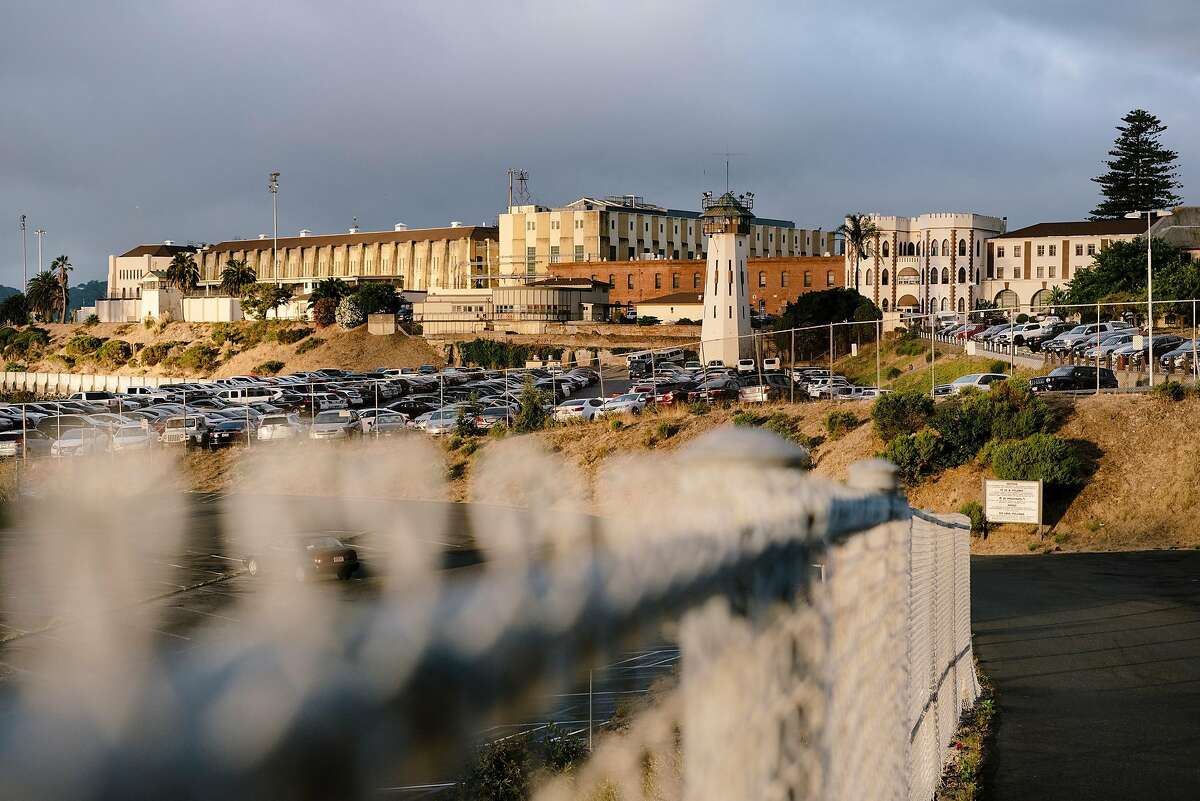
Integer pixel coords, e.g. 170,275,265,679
984,479,1044,537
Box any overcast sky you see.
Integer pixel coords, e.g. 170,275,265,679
2,0,1196,283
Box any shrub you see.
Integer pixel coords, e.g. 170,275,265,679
959,500,989,537
990,434,1086,486
1152,381,1186,401
455,407,477,438
275,327,312,345
988,360,1008,374
687,402,710,416
446,460,467,481
4,361,26,372
210,322,238,346
885,366,902,380
824,409,860,439
1016,313,1029,324
174,343,221,373
351,282,398,315
295,337,323,355
635,315,660,326
871,391,933,441
65,334,105,357
335,296,365,329
4,327,49,358
882,429,944,485
511,378,548,433
140,341,178,367
609,418,625,432
48,354,75,369
253,360,285,375
675,317,699,325
311,297,338,328
83,314,100,327
763,412,813,447
732,410,766,427
456,339,532,369
94,339,133,368
488,423,509,440
655,421,680,440
894,335,926,356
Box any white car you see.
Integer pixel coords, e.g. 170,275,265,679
949,373,1010,394
806,377,850,399
736,359,757,374
597,393,648,417
552,397,606,422
358,408,410,434
50,428,109,457
257,413,305,441
110,424,157,453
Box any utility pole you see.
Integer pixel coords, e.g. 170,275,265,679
19,215,27,291
269,172,280,286
34,229,46,275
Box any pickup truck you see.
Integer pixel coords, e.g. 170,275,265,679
1029,366,1119,392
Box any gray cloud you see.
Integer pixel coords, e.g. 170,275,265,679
1,0,1195,282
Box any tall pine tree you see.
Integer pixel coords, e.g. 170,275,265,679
1090,109,1183,220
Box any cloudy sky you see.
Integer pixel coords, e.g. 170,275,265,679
2,0,1196,283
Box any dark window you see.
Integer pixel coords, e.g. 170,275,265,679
781,271,789,287
693,272,700,289
654,273,662,289
627,274,633,289
758,271,766,287
671,273,679,289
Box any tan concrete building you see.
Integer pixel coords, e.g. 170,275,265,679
194,224,499,292
106,242,197,301
984,219,1143,309
499,195,836,283
414,278,611,335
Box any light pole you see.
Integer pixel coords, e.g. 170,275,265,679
34,229,46,275
269,171,280,285
1125,209,1172,387
19,215,26,291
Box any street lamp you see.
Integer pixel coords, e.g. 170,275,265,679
1125,209,1173,387
34,229,46,274
18,215,26,291
269,172,280,286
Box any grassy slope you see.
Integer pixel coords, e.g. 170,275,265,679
832,336,1043,393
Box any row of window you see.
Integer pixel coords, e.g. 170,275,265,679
995,243,1097,259
603,270,835,291
873,238,979,259
117,269,142,281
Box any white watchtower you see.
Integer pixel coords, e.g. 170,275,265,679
700,190,754,366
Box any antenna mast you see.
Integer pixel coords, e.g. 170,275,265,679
506,169,531,209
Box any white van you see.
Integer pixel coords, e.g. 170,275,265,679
763,357,782,372
216,386,277,406
736,358,756,374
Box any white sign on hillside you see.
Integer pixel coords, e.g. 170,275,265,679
984,479,1042,525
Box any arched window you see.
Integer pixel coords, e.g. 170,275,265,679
957,297,965,313
958,267,966,283
995,289,1018,309
917,241,923,256
758,271,766,287
909,242,916,256
882,298,889,311
975,270,980,284
882,269,889,285
941,267,950,283
930,240,938,257
882,241,890,257
930,267,938,284
958,239,966,257
975,239,980,257
942,238,950,255
1030,288,1052,309
940,297,948,312
865,269,872,285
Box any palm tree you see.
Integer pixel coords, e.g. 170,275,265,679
1045,286,1070,319
50,255,72,323
307,277,350,308
166,251,200,294
836,213,879,293
219,259,257,296
26,271,60,322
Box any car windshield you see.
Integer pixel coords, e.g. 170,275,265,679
115,426,143,437
261,416,288,425
303,535,343,550
952,374,981,384
1049,367,1075,377
314,411,348,424
616,394,640,402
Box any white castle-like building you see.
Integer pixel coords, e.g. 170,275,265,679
700,191,754,365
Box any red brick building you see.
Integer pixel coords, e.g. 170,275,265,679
549,256,845,316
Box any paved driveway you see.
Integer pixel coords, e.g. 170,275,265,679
972,551,1200,801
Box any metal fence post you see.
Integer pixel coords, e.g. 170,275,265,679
930,312,936,397
876,318,882,390
828,323,833,396
1095,301,1101,395
790,328,796,404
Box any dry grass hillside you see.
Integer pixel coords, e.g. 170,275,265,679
2,321,444,379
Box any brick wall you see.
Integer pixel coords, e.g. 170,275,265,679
549,256,845,315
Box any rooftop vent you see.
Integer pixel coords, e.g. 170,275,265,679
394,222,409,232
258,234,268,240
163,239,174,246
299,229,311,237
450,221,463,228
349,216,360,234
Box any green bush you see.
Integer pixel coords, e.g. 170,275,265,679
352,282,399,315
65,334,106,357
1016,313,1029,324
455,407,477,438
732,410,767,427
511,378,548,433
882,429,944,485
4,327,49,358
140,341,178,367
687,402,710,416
83,314,100,327
988,360,1008,374
311,297,338,328
173,343,221,373
655,421,680,440
1152,381,1186,401
959,500,989,537
253,360,285,375
635,315,661,326
871,391,934,441
48,353,75,369
824,410,860,439
275,327,312,345
762,412,814,447
456,339,532,369
295,337,323,355
894,335,926,356
4,361,26,372
885,366,903,380
990,434,1086,486
95,339,132,367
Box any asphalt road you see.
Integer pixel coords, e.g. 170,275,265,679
972,551,1200,801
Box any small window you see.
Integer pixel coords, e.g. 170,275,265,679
1049,265,1057,278
1075,244,1084,257
826,271,834,287
1014,245,1022,257
997,246,1005,258
758,271,766,287
1036,265,1044,278
1049,244,1057,257
1037,245,1045,257
672,273,679,289
882,269,889,286
1087,244,1096,256
627,274,634,289
654,273,662,289
958,239,967,257
781,271,789,287
804,272,812,287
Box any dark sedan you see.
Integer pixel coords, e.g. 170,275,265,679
208,419,250,448
1030,365,1118,392
686,378,740,403
244,534,360,581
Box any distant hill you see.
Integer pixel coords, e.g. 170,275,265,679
0,280,108,312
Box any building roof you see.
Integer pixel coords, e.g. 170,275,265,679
525,277,612,290
201,225,497,253
1150,206,1200,251
637,291,704,306
119,243,197,258
561,195,794,229
998,219,1146,239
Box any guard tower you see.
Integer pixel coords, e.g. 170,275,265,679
700,190,754,366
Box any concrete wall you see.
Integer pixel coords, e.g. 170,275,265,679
182,296,243,322
0,371,170,396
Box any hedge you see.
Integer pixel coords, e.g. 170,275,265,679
990,434,1086,486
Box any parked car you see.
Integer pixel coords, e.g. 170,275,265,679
257,413,305,441
948,373,1010,394
597,393,649,417
243,534,360,581
358,408,410,434
50,428,110,457
309,410,361,440
208,419,251,448
1029,365,1119,392
0,430,52,458
736,359,756,374
110,424,158,453
161,415,212,446
552,398,606,422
